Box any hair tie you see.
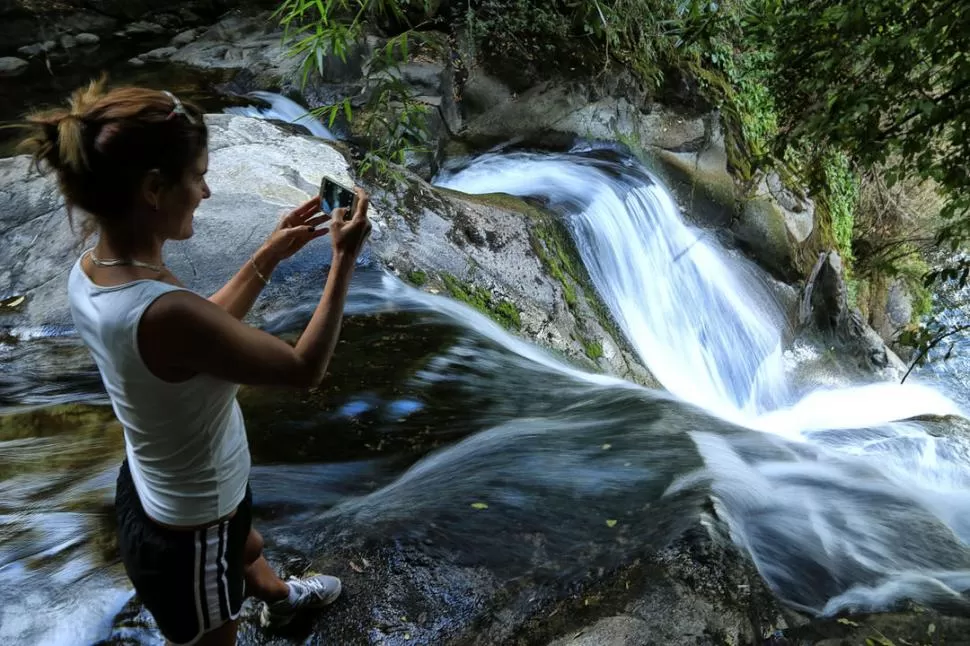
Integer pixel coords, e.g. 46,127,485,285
162,90,196,124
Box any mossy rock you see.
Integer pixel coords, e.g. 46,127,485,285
734,196,796,279
441,272,522,330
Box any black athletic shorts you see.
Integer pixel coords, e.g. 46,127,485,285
115,460,252,645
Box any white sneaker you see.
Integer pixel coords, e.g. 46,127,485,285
259,574,342,628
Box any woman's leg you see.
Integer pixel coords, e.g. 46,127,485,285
242,528,289,602
243,523,343,628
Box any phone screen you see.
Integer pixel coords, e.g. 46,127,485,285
320,177,356,215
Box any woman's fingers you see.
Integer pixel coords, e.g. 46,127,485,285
285,196,322,224
352,188,369,220
305,214,331,228
331,207,349,222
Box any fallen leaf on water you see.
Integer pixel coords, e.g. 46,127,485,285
362,557,371,568
601,443,612,450
349,561,364,573
606,519,618,528
2,296,25,308
837,618,859,627
928,623,936,635
471,502,489,510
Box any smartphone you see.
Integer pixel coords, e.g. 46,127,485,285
319,176,357,219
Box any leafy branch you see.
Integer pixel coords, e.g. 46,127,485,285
273,0,437,180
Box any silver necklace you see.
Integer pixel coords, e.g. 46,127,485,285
88,248,165,273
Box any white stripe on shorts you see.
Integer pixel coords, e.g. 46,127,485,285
203,525,225,631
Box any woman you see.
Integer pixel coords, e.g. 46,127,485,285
21,77,371,645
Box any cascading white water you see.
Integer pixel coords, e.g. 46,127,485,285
436,151,789,420
435,150,965,426
224,91,335,140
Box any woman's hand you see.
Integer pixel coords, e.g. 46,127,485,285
329,188,372,265
259,196,331,264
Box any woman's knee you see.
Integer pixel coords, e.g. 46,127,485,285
243,527,264,565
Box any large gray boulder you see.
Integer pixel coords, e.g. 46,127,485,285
459,81,711,156
0,114,649,384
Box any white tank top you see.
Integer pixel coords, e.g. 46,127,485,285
68,256,251,527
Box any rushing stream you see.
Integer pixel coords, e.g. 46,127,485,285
2,103,970,644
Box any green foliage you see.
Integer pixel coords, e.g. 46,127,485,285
441,273,522,330
406,268,428,286
273,0,436,180
760,0,970,248
821,149,858,264
679,2,779,177
462,0,743,91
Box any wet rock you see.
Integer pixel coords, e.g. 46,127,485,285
64,12,118,35
178,7,202,24
118,21,165,37
460,68,515,120
16,41,56,58
60,34,77,50
0,56,28,77
801,251,848,335
76,33,101,46
799,251,906,377
880,279,913,343
139,46,177,62
732,173,815,281
127,57,145,67
654,119,736,220
779,611,970,645
459,82,587,148
170,28,198,47
459,81,710,155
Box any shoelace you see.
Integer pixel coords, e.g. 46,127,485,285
293,577,328,599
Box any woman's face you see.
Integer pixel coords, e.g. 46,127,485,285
156,148,211,241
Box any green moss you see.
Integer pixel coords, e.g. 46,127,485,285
493,300,522,329
529,218,624,344
407,269,428,286
583,339,604,361
441,273,521,330
846,276,863,312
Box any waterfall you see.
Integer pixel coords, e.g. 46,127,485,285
224,91,334,140
434,150,964,425
436,151,789,420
